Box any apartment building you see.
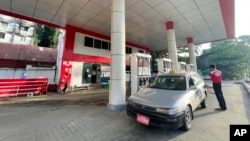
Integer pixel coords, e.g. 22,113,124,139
0,14,35,45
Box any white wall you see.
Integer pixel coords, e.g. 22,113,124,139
70,61,83,87
74,32,146,60
0,33,12,43
74,32,110,58
0,68,24,78
0,33,32,44
26,65,56,84
0,65,56,84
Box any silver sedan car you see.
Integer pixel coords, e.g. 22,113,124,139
127,71,208,131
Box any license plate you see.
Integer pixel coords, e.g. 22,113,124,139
137,114,150,125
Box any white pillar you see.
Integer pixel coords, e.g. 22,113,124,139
56,30,65,84
130,54,138,95
107,0,126,111
187,37,197,72
166,21,179,72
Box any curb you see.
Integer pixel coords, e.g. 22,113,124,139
242,82,250,94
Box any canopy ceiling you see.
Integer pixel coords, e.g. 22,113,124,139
0,0,235,51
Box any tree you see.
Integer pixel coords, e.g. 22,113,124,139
238,35,250,46
198,36,250,79
150,45,199,71
178,45,201,55
33,24,59,48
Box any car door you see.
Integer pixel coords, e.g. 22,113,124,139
188,76,200,109
189,75,203,109
192,74,205,107
194,73,206,102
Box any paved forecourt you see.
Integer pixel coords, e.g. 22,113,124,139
0,81,249,141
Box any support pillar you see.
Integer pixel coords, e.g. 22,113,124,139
166,21,179,72
107,0,126,111
56,30,65,85
187,37,197,72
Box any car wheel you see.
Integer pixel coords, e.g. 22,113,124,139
182,106,192,131
200,95,208,108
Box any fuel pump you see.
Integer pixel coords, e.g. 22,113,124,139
130,53,151,95
59,63,72,92
187,64,194,72
156,58,172,75
179,61,187,73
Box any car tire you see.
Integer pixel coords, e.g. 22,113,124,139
200,95,208,108
182,106,192,131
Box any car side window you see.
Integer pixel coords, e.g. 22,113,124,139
190,73,203,87
189,77,195,86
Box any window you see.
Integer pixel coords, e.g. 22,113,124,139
126,47,132,54
85,36,138,52
21,26,29,31
138,50,144,53
20,36,26,41
192,73,203,85
0,32,5,39
126,66,131,72
148,76,187,90
189,78,194,86
84,36,93,47
0,22,8,28
94,39,101,49
102,41,109,50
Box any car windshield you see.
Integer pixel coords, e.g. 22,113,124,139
148,76,187,90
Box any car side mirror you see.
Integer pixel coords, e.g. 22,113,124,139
189,85,197,90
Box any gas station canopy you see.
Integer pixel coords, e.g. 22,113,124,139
0,0,234,51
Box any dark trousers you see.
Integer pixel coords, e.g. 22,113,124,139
213,83,227,109
62,83,68,93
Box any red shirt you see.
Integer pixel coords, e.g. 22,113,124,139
64,74,70,83
210,69,222,84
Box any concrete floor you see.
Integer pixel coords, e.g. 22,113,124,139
0,81,249,141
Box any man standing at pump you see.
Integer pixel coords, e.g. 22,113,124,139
209,64,227,110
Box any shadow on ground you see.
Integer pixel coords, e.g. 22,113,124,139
0,98,108,107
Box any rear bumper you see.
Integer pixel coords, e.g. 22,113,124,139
127,104,185,130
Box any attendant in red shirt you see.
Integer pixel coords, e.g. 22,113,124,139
209,65,227,110
61,72,70,94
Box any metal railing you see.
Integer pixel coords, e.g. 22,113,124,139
0,78,48,98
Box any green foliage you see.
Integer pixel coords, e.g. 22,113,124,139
33,24,59,48
150,49,192,71
151,50,168,59
198,36,250,79
178,55,190,64
178,45,201,55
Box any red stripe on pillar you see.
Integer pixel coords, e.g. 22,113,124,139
219,0,235,39
166,21,174,30
187,37,193,44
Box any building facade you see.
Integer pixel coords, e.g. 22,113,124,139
0,14,35,45
57,25,149,89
